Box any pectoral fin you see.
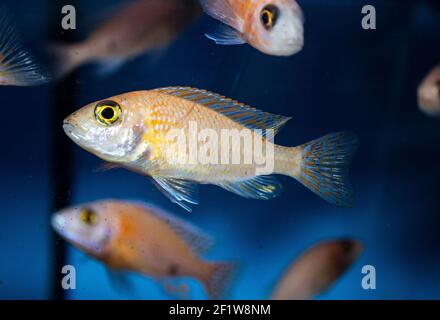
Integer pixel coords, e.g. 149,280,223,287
205,24,245,45
151,176,199,212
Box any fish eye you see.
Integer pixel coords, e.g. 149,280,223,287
95,100,122,126
261,5,279,30
79,208,98,226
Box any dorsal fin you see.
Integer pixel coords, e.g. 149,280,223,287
135,202,214,254
153,87,291,137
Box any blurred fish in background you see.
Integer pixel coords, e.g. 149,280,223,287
0,7,49,86
270,239,363,300
200,0,304,56
62,87,358,211
51,199,235,299
418,64,440,117
49,0,201,78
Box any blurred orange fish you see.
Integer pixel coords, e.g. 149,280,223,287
200,0,304,56
271,239,363,300
418,64,440,116
52,199,235,299
51,0,201,77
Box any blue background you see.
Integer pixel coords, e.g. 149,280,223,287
1,0,440,299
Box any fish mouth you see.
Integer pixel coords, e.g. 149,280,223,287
51,214,66,233
63,120,75,136
62,120,88,147
51,213,81,247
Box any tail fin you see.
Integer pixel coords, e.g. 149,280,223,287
295,132,359,207
0,7,50,86
204,262,236,300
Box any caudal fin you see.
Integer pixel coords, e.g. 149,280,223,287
0,7,50,86
204,262,236,299
295,132,359,207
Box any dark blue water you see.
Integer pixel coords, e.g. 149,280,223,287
1,0,440,299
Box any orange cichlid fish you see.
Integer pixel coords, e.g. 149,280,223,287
63,87,358,211
200,0,304,56
271,239,363,300
51,0,201,77
418,64,440,117
51,199,235,299
0,7,49,86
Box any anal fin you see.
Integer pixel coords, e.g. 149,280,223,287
219,175,282,200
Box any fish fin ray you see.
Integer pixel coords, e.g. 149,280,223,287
205,262,237,299
199,0,243,31
162,280,190,300
205,23,245,45
295,132,359,207
219,175,282,200
151,176,199,212
93,162,121,172
154,87,291,136
0,7,50,86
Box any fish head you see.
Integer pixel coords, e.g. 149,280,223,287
51,200,118,256
245,0,304,56
418,80,440,116
63,94,148,163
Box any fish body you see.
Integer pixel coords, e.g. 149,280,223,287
52,0,201,77
418,64,440,116
200,0,304,56
52,200,234,298
64,87,358,211
271,239,363,300
0,7,49,86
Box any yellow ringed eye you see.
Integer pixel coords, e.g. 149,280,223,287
261,5,279,30
262,10,273,28
79,208,98,226
95,100,121,126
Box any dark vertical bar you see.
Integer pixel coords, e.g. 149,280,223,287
48,0,79,300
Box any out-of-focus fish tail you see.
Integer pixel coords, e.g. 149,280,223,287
292,132,359,207
48,42,86,79
0,6,50,86
204,261,236,299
